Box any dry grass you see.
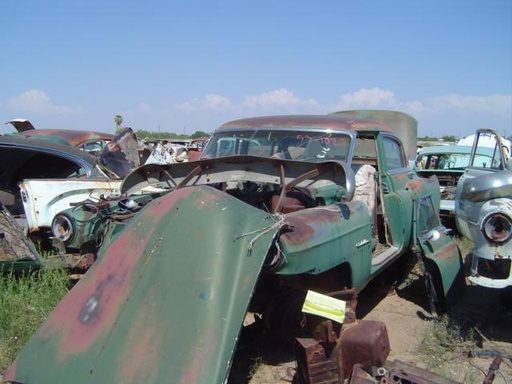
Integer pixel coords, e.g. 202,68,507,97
417,315,484,383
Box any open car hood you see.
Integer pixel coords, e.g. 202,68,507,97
6,118,35,132
98,128,140,178
5,186,284,384
120,155,355,200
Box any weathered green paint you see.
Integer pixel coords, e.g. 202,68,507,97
276,201,372,276
330,110,418,161
6,111,466,383
58,192,163,253
422,235,462,296
5,186,281,384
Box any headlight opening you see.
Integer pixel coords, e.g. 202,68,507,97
51,215,74,242
481,212,512,244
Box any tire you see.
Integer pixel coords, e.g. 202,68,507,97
500,285,512,311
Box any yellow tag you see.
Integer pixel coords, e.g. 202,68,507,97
301,290,346,324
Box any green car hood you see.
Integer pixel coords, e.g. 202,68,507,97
5,185,282,384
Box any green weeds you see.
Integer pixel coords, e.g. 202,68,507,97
0,265,69,372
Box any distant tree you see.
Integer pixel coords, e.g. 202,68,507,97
132,129,211,141
441,135,457,143
418,136,438,142
114,115,123,133
190,130,210,139
135,129,174,141
134,129,152,139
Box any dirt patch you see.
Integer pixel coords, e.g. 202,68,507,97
231,266,512,384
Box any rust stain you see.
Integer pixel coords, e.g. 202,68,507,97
21,129,114,147
144,186,224,218
282,207,343,244
38,188,197,356
406,178,424,192
3,360,17,381
219,114,390,133
178,325,218,384
38,228,148,356
116,287,162,383
435,239,459,261
192,188,226,210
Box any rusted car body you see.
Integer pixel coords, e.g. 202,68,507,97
0,135,114,271
415,145,495,220
6,118,115,156
1,129,177,265
4,111,464,383
0,136,114,211
3,128,173,256
14,129,114,155
0,136,123,258
454,129,512,289
187,136,209,161
49,191,166,269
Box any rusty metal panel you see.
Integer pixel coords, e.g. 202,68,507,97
20,129,114,148
349,360,464,384
120,156,353,197
295,336,343,384
347,364,379,384
385,359,462,384
331,110,418,162
340,320,390,379
99,128,140,178
0,204,41,272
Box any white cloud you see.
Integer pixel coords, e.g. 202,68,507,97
138,102,151,112
174,101,194,112
7,89,83,114
173,89,318,115
174,94,232,111
423,94,512,116
334,87,398,110
243,88,318,109
6,88,508,137
203,94,232,109
331,88,512,119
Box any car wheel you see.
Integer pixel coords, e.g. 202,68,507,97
500,285,512,311
424,260,447,316
263,288,308,343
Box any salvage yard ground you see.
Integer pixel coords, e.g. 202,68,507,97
238,254,512,384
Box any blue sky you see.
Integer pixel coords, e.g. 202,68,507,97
1,0,511,138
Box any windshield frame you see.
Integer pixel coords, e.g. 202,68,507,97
202,127,355,165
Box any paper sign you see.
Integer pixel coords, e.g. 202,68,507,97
301,290,346,324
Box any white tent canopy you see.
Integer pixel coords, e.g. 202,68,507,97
458,134,511,154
